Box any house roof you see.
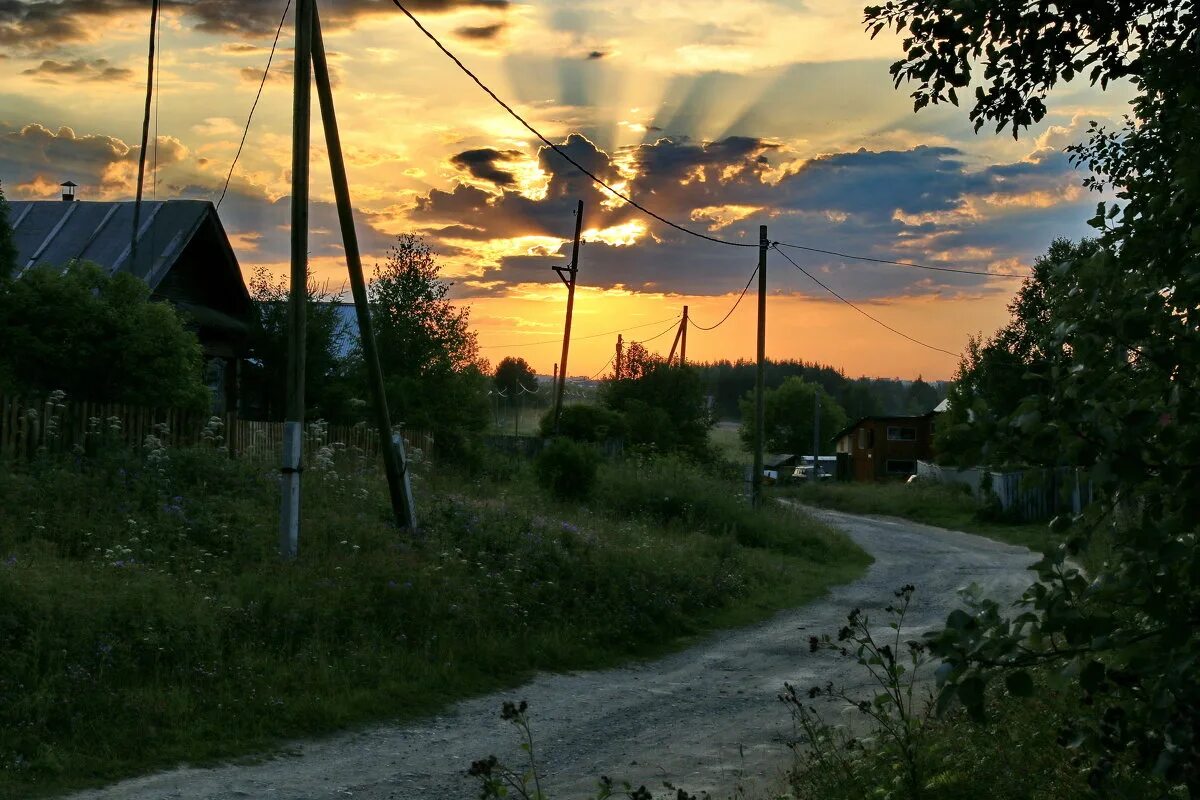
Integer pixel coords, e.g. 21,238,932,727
830,413,934,443
7,199,253,340
8,199,241,295
764,453,797,468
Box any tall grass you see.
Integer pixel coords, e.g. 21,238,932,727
0,435,868,796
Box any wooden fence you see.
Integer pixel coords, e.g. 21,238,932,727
916,460,1094,521
0,393,433,463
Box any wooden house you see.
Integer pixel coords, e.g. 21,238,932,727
7,197,253,412
832,413,935,482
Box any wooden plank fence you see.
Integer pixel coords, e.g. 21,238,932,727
0,392,433,464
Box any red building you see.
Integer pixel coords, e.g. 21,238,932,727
833,414,936,482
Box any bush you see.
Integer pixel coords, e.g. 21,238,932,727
534,438,599,500
539,403,626,443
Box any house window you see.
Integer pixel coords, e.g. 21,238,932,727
887,426,917,441
857,428,866,449
886,459,917,475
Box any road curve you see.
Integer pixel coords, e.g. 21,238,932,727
67,507,1039,800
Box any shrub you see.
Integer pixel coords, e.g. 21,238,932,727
535,437,599,500
539,403,626,443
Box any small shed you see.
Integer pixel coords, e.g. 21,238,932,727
7,198,253,412
763,453,798,481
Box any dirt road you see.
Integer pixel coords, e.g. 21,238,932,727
68,507,1039,800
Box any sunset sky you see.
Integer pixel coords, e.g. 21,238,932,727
0,0,1132,380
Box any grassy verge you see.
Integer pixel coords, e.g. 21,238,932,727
0,440,868,797
773,481,1059,553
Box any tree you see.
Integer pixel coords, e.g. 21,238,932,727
903,375,939,415
738,377,848,456
0,263,208,410
602,356,711,458
369,234,488,450
867,1,1200,789
243,266,358,423
493,357,536,396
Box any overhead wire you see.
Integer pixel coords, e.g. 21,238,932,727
217,0,292,210
770,244,959,358
687,265,758,331
772,242,1025,278
630,318,684,347
589,352,617,380
479,314,679,350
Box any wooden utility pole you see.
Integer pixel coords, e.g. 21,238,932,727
812,391,821,479
311,4,415,530
752,224,767,509
130,0,160,275
552,200,585,430
615,334,623,380
280,0,314,558
680,305,688,366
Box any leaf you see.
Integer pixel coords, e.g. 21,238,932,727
1005,670,1035,697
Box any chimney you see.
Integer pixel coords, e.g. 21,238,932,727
60,180,77,202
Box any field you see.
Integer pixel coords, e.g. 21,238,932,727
0,434,869,797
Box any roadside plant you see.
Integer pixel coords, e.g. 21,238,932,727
535,438,599,501
469,701,700,800
783,586,936,800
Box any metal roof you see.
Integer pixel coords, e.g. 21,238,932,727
7,199,223,290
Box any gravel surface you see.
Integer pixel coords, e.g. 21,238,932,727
67,507,1039,800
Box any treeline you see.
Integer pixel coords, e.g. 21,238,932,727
693,359,945,421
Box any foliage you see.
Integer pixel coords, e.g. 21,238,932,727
785,586,937,800
494,356,538,396
534,437,599,500
738,376,848,457
369,234,489,445
695,359,944,421
539,403,626,443
469,701,696,800
0,440,868,796
601,359,711,458
0,262,208,410
934,239,1099,467
242,266,360,424
867,0,1200,790
0,183,16,282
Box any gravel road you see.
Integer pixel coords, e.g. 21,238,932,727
68,507,1039,800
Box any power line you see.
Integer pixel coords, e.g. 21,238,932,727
589,351,616,380
770,244,959,358
631,318,683,347
389,0,754,249
772,241,1025,278
688,265,759,331
479,315,679,350
217,0,292,210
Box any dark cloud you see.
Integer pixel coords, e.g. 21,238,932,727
449,147,523,186
586,50,606,59
0,0,509,53
21,57,132,81
454,22,504,40
411,133,1095,301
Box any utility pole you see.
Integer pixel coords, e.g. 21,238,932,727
752,224,767,509
615,334,623,380
311,3,415,530
552,200,585,431
130,0,160,275
680,305,688,366
812,391,821,480
280,0,314,559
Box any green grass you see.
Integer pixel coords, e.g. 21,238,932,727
0,439,868,797
708,422,749,464
773,480,1059,553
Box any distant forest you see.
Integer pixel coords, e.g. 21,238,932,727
693,359,947,421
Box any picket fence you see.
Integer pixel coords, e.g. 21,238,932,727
0,393,433,463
